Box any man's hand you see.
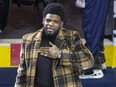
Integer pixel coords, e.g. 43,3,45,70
39,42,60,59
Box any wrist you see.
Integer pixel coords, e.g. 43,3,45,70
57,50,62,58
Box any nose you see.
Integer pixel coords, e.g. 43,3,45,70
49,21,54,26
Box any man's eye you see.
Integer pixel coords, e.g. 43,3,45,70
46,19,51,22
54,20,59,23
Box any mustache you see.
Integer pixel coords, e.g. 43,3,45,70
46,26,54,29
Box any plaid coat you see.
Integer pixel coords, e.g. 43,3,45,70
14,28,94,87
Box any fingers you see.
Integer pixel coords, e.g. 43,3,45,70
49,42,55,47
39,47,53,58
38,44,59,59
41,53,48,57
38,47,57,58
39,47,49,55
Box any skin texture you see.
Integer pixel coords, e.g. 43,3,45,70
42,14,63,36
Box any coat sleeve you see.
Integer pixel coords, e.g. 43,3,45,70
59,31,94,74
14,35,27,87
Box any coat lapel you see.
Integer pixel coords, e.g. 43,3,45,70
26,29,43,86
53,28,67,67
55,28,66,49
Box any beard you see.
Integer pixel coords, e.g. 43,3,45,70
43,27,60,37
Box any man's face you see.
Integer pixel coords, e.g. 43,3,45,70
42,14,64,36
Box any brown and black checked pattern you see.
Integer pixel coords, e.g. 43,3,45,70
15,28,94,87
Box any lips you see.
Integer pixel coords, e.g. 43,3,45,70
47,28,54,32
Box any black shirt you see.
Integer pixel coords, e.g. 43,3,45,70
35,32,57,87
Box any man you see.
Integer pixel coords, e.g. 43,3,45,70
14,3,94,87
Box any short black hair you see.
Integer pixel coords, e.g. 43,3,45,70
43,3,66,21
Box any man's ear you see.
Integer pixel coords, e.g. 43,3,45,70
42,18,45,25
61,21,64,28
